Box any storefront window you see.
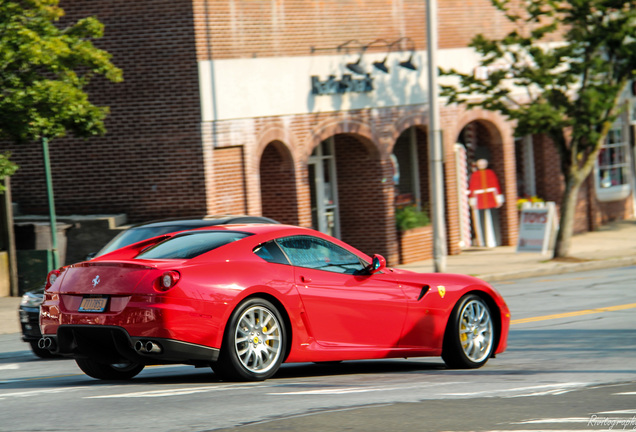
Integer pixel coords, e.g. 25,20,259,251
595,116,632,201
514,135,536,198
392,128,421,208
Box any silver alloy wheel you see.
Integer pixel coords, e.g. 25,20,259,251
459,298,494,363
233,305,283,374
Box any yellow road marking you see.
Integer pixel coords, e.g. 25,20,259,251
511,302,636,325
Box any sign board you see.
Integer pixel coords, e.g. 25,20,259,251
517,202,558,254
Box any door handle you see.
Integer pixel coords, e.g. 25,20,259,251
300,275,311,283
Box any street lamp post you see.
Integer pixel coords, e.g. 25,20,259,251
426,0,447,272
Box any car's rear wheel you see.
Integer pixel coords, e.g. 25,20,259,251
75,358,144,380
442,294,495,369
213,298,286,381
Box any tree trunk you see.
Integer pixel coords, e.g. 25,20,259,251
553,173,584,258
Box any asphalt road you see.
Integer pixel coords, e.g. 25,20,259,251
1,266,635,432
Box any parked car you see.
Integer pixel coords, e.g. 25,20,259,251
19,215,278,358
39,224,510,381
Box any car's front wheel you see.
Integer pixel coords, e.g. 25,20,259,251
442,294,495,369
213,298,286,381
75,358,144,380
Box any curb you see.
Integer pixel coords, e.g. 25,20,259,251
476,256,636,282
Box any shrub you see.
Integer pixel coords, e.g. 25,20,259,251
395,205,430,232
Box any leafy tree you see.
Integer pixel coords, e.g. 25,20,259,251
0,0,122,143
440,0,636,258
0,152,18,193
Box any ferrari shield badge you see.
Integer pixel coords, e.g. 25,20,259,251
437,285,446,298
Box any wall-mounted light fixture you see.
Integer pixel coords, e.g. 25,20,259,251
345,57,366,75
310,37,418,75
312,40,369,75
399,55,417,71
338,40,367,75
390,37,418,71
364,39,391,73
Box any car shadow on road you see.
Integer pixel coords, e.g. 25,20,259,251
132,359,447,384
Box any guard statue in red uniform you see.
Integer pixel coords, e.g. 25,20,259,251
468,159,504,247
468,159,504,209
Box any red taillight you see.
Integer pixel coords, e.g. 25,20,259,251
45,270,61,290
157,271,180,292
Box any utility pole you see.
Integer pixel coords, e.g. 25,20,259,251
426,0,447,272
42,137,60,270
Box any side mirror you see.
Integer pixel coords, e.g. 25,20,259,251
368,254,386,274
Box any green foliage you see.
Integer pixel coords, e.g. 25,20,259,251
395,205,430,232
0,0,123,143
440,0,636,176
0,152,18,193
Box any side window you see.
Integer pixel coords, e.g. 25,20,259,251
277,236,366,274
253,241,290,265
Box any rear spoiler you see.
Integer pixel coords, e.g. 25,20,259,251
93,234,173,261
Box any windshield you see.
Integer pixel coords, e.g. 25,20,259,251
96,226,195,257
135,231,252,260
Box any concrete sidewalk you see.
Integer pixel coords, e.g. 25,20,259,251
1,219,635,336
400,218,636,281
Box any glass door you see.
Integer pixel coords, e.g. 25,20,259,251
308,138,340,238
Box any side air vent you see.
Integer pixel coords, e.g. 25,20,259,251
418,285,430,301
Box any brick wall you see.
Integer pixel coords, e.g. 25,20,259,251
213,147,248,215
398,226,433,264
192,0,519,61
7,0,207,222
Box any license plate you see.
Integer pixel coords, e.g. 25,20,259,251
79,297,108,313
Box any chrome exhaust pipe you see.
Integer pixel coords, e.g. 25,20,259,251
38,337,56,350
134,340,162,354
145,341,162,354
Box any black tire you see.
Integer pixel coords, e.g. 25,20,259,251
29,341,58,359
75,358,144,380
442,294,496,369
213,298,286,381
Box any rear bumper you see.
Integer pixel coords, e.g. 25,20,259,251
43,325,219,365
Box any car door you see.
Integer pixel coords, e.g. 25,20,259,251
277,235,407,348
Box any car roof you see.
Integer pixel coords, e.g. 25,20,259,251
183,223,300,235
126,215,279,229
183,224,351,243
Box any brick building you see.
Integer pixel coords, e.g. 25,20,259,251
6,0,635,265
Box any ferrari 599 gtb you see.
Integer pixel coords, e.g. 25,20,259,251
39,224,510,381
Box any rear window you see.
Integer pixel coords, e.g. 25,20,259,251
135,231,251,260
97,225,192,256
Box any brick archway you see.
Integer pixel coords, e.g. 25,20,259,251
259,140,299,225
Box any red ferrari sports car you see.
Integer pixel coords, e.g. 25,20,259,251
39,224,510,381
